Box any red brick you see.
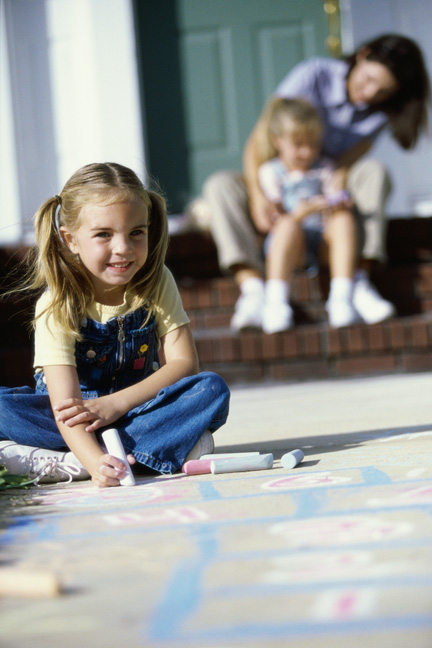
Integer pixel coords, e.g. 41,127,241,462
203,312,231,329
366,323,386,351
261,333,282,360
239,332,262,361
196,285,213,309
281,330,300,358
194,338,215,363
215,279,238,307
179,287,194,310
299,327,322,356
324,327,344,355
409,318,429,347
270,359,329,381
207,363,264,384
386,320,406,349
346,325,366,352
213,335,240,363
401,351,432,371
336,354,396,374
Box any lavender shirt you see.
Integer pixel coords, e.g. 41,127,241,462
275,58,388,159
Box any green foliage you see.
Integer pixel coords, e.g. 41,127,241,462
0,467,36,490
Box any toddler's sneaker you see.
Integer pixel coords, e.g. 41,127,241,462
0,440,90,484
231,292,263,331
262,301,293,334
326,298,360,328
185,430,214,462
353,275,396,324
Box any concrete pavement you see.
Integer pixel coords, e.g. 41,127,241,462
1,372,432,647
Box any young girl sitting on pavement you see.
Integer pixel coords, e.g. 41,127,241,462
258,98,358,333
0,162,230,487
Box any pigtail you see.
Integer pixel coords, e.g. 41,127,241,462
127,189,169,317
32,196,93,338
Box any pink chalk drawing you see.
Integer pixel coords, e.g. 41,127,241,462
312,588,374,621
368,484,432,507
37,482,183,508
263,549,411,585
103,506,208,527
263,550,372,584
262,471,352,491
269,515,412,547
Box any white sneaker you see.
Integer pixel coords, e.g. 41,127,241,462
0,441,90,484
353,277,396,324
185,430,214,462
231,293,263,331
326,298,360,328
262,301,294,334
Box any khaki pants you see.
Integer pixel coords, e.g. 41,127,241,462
202,159,391,274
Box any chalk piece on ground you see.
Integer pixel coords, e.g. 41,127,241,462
200,452,260,460
281,449,304,469
0,568,61,598
211,453,274,474
181,459,213,475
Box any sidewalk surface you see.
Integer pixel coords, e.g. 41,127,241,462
1,372,432,647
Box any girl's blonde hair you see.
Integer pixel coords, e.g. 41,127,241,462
27,162,169,338
257,97,323,162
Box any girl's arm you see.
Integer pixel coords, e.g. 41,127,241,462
43,365,133,487
54,323,199,433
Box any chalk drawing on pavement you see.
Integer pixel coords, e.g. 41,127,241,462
269,515,413,547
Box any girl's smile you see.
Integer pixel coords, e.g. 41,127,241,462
61,198,149,305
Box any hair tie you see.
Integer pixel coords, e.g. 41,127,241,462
54,195,62,235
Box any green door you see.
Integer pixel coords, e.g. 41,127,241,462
134,0,329,212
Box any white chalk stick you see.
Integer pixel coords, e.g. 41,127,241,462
200,452,260,460
210,453,273,474
281,449,304,469
102,428,136,486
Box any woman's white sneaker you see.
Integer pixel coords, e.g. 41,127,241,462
353,276,396,324
326,298,360,328
262,301,294,334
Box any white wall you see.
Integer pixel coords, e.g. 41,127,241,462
341,0,432,216
0,0,21,243
0,0,145,244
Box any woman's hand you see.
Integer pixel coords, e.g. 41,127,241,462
91,452,136,488
291,195,329,222
54,394,125,432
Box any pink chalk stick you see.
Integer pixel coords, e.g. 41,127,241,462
181,459,213,475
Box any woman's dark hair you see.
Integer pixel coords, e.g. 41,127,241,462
346,33,430,149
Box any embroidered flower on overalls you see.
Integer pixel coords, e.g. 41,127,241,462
133,343,148,371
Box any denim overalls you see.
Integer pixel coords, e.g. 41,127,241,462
0,306,230,474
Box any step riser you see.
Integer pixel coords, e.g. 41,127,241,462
194,315,432,384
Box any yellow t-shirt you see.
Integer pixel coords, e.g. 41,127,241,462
33,266,189,368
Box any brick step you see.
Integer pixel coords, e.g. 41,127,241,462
192,313,432,384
